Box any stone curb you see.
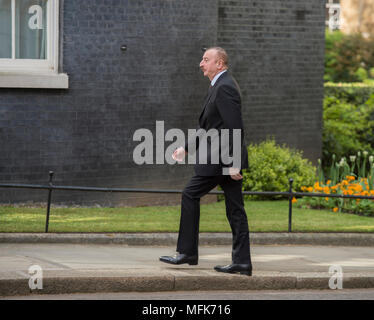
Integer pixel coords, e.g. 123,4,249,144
1,232,374,246
2,274,374,297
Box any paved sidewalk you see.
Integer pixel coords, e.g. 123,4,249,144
1,233,374,297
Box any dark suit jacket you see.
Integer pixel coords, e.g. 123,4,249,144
185,71,249,176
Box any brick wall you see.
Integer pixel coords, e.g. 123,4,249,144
218,0,325,162
0,0,324,206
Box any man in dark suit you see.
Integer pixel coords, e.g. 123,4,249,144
160,47,252,276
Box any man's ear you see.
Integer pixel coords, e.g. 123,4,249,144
217,59,224,70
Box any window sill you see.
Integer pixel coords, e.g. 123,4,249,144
0,72,69,89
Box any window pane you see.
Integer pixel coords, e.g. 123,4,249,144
15,0,48,59
0,0,12,58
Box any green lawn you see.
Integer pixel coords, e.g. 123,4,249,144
0,200,373,233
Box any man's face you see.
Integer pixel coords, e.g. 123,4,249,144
199,49,221,81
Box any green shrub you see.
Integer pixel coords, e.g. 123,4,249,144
324,29,345,83
324,82,374,106
322,96,374,167
322,83,374,174
242,139,316,199
364,79,374,85
355,67,368,82
370,68,374,78
325,30,374,83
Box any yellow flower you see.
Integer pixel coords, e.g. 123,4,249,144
325,197,329,201
307,187,313,193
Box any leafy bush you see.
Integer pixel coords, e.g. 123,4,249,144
241,139,316,199
325,30,374,83
322,84,374,173
370,68,374,78
355,67,369,82
322,96,374,168
324,82,374,105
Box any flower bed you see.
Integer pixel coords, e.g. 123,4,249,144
297,153,374,217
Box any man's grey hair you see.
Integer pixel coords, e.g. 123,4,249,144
206,46,229,67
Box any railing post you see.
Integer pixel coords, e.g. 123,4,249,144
45,171,54,233
288,178,294,233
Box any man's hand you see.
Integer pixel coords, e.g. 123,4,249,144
172,147,187,162
229,167,243,180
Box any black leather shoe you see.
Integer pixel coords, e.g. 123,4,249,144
214,264,252,276
159,253,198,265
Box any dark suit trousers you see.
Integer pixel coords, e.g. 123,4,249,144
176,175,252,265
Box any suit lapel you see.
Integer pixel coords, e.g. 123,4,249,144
199,71,228,121
199,89,213,121
203,85,214,106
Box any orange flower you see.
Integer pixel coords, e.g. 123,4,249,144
333,207,339,212
292,197,297,204
313,182,324,192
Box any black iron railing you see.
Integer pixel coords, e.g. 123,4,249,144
1,172,374,233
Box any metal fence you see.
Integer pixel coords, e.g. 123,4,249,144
1,171,374,233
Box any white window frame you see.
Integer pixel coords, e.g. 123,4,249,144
326,0,341,31
0,0,68,88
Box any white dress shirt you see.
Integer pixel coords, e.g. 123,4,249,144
211,69,227,86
